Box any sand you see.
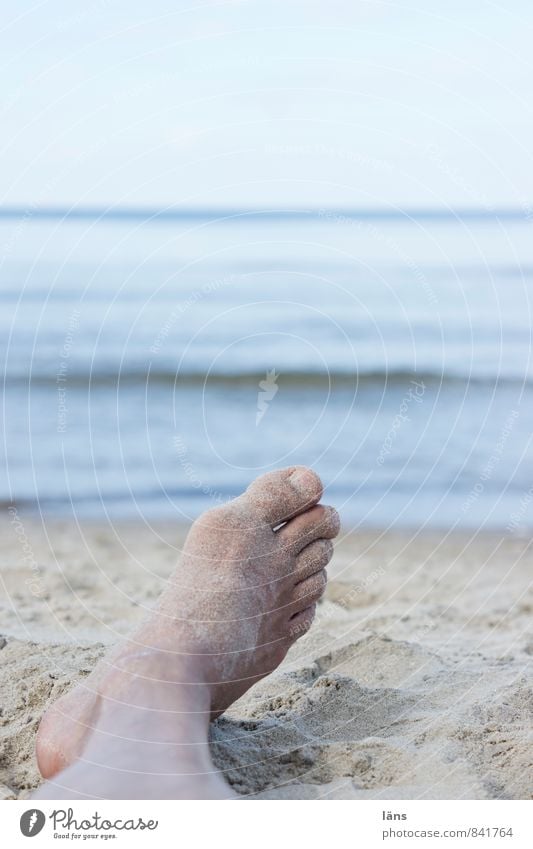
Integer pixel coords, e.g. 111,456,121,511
0,515,531,800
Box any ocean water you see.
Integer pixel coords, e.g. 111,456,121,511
1,209,532,531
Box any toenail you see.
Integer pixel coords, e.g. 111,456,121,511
290,468,320,496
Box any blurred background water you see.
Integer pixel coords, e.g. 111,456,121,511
2,208,532,531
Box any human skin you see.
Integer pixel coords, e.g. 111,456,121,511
34,467,339,799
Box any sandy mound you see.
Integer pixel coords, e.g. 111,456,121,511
0,519,531,799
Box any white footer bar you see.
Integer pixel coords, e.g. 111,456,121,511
2,799,531,848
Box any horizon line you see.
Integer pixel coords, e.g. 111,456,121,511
0,205,531,223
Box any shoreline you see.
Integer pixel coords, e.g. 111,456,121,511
0,518,531,800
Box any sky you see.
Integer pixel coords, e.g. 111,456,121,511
2,0,533,210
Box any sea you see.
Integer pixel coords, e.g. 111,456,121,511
1,208,532,531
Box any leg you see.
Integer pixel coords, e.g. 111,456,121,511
34,652,234,799
34,467,339,799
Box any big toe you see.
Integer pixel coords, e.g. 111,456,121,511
242,466,323,527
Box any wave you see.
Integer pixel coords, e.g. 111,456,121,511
5,367,532,389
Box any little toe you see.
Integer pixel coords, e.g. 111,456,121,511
288,604,317,638
277,504,340,553
241,466,323,527
290,569,327,613
293,538,334,583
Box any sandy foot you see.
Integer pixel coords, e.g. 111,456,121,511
34,467,339,791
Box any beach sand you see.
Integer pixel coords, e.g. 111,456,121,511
0,516,531,800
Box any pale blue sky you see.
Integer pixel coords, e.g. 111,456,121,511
2,0,533,209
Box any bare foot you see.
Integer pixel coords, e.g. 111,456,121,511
35,467,339,797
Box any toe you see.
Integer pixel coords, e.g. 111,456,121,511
293,538,334,582
290,568,327,612
288,604,317,639
277,504,340,553
242,466,323,527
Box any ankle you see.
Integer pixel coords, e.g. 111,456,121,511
81,657,217,781
97,649,212,712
